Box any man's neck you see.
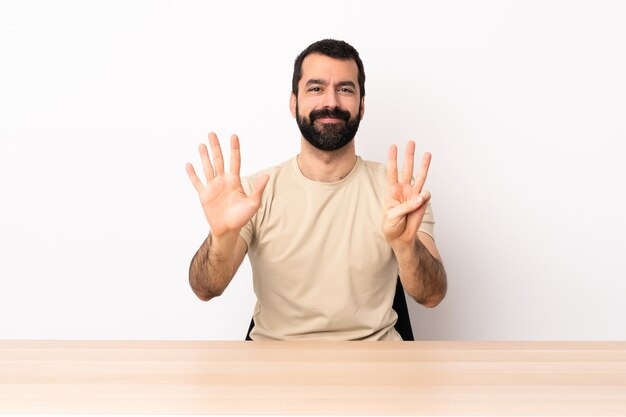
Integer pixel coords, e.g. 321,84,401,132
297,139,357,182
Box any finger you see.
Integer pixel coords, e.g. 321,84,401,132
251,174,270,203
412,152,431,194
185,162,204,193
199,143,214,180
386,144,398,186
402,140,415,185
208,132,225,175
405,192,431,235
230,134,241,176
386,191,431,220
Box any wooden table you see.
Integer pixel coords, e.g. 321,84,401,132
1,340,625,415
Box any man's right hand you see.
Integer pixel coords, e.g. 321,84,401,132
186,132,269,237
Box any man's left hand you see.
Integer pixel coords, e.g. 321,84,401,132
383,141,431,247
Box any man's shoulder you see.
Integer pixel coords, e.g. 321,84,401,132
241,158,293,192
245,158,291,178
360,158,386,174
360,157,416,184
357,158,387,186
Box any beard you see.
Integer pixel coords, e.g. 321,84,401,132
296,103,361,151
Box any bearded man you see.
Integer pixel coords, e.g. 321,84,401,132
185,39,447,340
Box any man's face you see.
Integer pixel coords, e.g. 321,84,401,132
291,53,364,151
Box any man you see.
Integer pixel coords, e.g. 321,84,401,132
185,39,447,340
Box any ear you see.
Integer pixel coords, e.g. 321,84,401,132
359,96,365,120
290,92,297,118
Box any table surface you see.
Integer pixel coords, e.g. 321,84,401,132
1,340,625,415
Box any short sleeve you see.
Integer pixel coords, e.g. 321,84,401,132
418,202,436,241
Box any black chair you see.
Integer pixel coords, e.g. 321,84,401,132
245,277,414,341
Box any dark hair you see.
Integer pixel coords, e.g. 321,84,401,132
292,39,365,99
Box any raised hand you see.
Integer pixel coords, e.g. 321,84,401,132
383,140,432,246
186,132,269,237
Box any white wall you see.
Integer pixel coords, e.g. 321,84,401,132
1,0,624,340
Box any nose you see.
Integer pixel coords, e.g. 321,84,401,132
321,90,339,109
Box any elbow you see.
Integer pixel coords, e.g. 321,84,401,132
414,274,447,308
419,291,446,308
194,291,213,302
189,274,225,302
192,286,223,302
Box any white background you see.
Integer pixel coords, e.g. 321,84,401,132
1,0,625,340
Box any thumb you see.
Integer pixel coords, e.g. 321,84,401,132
251,174,270,202
386,192,430,220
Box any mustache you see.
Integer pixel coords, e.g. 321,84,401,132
309,107,351,122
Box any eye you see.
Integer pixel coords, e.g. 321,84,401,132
339,87,355,94
308,86,322,92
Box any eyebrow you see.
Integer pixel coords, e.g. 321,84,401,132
305,79,357,89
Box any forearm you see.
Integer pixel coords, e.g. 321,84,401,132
392,237,447,308
189,232,240,301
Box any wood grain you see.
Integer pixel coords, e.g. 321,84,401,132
1,340,625,415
